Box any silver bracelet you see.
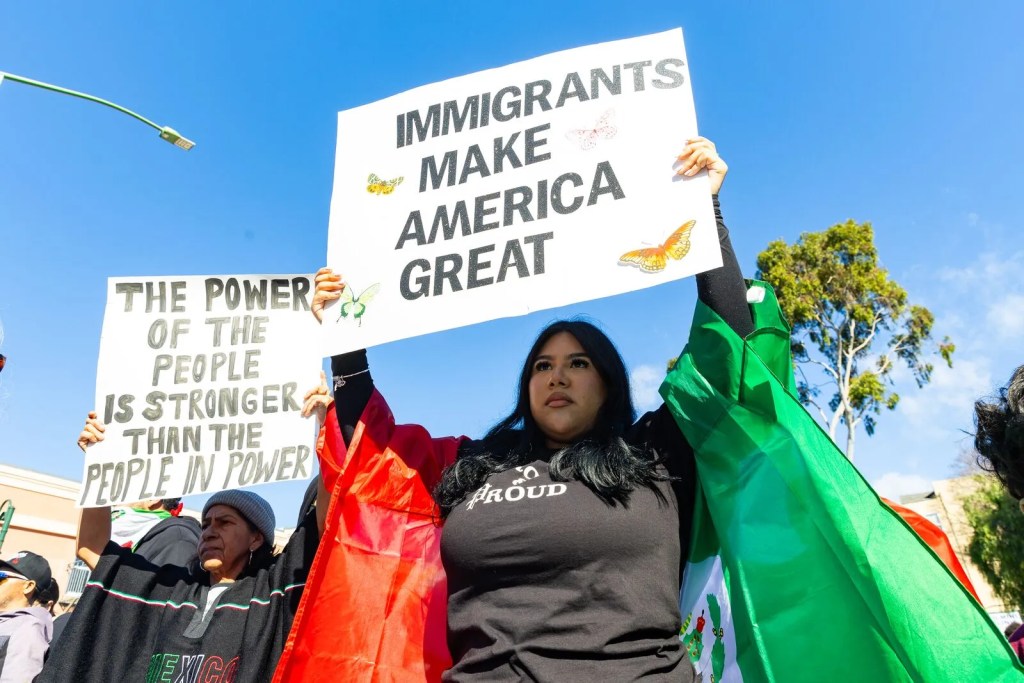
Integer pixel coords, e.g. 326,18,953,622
334,368,369,389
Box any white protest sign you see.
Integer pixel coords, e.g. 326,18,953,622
325,28,721,354
79,275,322,508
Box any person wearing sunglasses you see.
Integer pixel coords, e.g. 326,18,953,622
0,551,54,681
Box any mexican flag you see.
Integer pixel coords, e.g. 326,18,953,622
663,281,1023,682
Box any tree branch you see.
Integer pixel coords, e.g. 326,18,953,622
850,314,882,356
805,397,830,424
876,352,894,376
828,399,845,439
843,316,857,390
876,332,910,376
804,357,841,383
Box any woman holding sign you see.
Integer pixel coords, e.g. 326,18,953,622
277,137,751,682
39,384,334,683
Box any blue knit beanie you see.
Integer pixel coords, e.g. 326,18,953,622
203,490,276,547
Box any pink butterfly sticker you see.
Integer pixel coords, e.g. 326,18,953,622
565,109,617,150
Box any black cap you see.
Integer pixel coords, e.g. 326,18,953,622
0,551,52,588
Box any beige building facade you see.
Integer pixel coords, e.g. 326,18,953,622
0,464,82,602
901,474,1021,632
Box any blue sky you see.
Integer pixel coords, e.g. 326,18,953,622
2,1,1022,525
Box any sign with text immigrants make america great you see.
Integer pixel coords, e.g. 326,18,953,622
78,275,322,508
324,28,722,353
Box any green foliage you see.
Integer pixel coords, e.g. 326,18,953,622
756,220,954,457
964,476,1024,612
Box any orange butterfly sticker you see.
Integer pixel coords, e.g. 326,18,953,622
618,220,696,273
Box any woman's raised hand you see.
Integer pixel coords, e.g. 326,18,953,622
311,267,346,324
78,411,106,452
676,137,728,195
301,370,332,424
76,411,113,569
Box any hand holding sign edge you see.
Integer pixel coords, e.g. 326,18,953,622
76,411,111,570
312,267,346,324
676,136,728,195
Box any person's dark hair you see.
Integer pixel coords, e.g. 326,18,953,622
1004,620,1022,639
975,365,1024,499
243,540,276,578
36,578,59,608
434,319,670,517
160,498,182,511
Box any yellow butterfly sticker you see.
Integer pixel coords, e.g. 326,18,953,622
366,173,404,195
618,220,695,273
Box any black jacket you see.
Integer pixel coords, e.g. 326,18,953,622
134,516,201,567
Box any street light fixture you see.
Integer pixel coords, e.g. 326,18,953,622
0,71,195,151
0,500,14,553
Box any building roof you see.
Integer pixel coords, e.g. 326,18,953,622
899,491,936,505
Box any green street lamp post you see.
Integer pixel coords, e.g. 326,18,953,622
0,499,14,553
0,71,195,150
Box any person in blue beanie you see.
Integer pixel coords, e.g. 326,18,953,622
39,387,334,683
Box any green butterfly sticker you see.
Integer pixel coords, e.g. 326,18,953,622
337,283,381,326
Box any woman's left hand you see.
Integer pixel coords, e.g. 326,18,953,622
301,370,332,424
676,137,728,195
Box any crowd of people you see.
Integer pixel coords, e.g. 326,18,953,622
1,138,1022,681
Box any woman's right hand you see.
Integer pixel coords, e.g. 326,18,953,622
78,411,106,452
311,267,346,324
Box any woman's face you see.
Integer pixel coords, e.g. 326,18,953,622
198,504,262,580
528,332,607,448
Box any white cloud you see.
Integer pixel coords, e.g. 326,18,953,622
897,356,993,426
897,247,1021,430
985,293,1024,340
872,472,932,501
936,249,1024,291
630,364,663,412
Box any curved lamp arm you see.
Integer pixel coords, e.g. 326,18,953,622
0,71,195,150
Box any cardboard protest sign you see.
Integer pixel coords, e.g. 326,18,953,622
325,28,721,354
79,275,322,508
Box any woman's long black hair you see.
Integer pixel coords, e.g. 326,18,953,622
975,365,1024,498
433,320,670,518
